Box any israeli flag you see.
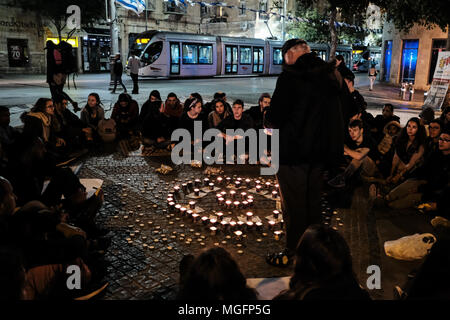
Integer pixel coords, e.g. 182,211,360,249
116,0,146,15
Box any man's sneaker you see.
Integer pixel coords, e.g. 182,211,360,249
327,174,346,188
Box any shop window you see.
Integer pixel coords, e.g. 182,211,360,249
400,39,419,83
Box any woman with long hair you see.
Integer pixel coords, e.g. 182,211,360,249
178,247,258,300
387,117,426,185
208,98,231,129
274,225,370,300
80,93,105,131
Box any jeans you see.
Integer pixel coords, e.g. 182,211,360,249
387,178,427,209
130,73,139,94
113,74,127,92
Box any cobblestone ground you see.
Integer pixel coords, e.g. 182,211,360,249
76,143,428,300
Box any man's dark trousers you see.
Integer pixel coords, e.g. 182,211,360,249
131,73,139,94
276,163,323,252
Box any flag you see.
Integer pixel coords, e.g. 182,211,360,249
116,0,146,15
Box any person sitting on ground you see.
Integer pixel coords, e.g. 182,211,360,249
111,93,139,139
387,117,426,185
184,93,203,113
374,120,402,178
53,95,91,152
0,106,20,159
384,125,450,210
244,93,271,130
439,106,450,126
328,119,379,188
423,119,442,160
419,107,435,136
207,98,231,129
177,247,258,300
139,90,163,126
371,104,400,143
163,92,183,119
80,93,105,135
274,225,371,300
178,98,207,141
203,92,232,116
141,100,172,150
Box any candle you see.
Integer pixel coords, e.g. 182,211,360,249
220,220,228,231
209,183,215,190
233,201,240,208
274,230,282,241
182,183,188,193
226,177,232,184
204,178,210,186
201,216,209,225
194,188,200,196
192,213,199,222
167,197,174,204
268,220,276,230
245,178,251,187
225,200,232,209
167,193,174,198
220,191,227,197
272,191,278,199
189,201,196,209
217,177,223,184
234,230,243,241
280,220,284,228
247,195,254,201
255,180,261,185
255,185,262,193
242,201,248,208
218,197,225,206
229,221,237,231
216,212,224,221
187,210,193,217
174,186,180,194
275,184,279,190
273,210,280,219
246,211,253,221
175,204,182,213
210,226,217,235
195,179,201,187
235,181,241,188
180,207,187,216
216,193,222,202
256,222,263,231
246,221,254,230
187,181,193,189
237,221,245,229
230,190,236,199
247,199,254,207
240,192,247,200
168,202,175,211
210,218,217,225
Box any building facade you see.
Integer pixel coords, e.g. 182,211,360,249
381,21,448,91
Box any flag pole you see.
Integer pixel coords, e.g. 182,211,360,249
109,0,120,89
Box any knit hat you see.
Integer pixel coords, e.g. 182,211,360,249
281,39,307,57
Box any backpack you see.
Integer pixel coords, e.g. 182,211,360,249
97,118,117,143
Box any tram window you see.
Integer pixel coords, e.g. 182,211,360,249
198,45,213,64
182,43,198,64
273,48,282,65
240,47,251,65
142,41,163,64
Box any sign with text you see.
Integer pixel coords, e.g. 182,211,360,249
424,51,450,110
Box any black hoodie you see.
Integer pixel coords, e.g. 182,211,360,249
264,53,344,166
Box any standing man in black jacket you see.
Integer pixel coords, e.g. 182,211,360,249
264,39,344,266
111,54,127,94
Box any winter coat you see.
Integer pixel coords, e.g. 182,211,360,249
377,120,401,155
264,52,344,166
208,110,231,128
114,59,124,77
22,112,52,143
80,105,105,130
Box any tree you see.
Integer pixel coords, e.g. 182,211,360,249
7,0,105,41
377,0,450,50
294,0,373,59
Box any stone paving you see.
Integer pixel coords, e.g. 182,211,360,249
72,141,435,301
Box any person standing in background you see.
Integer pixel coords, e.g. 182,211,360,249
127,51,141,94
368,63,378,91
111,53,127,94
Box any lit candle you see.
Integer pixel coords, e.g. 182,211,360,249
256,185,262,193
201,216,209,225
216,193,222,202
273,210,280,219
173,186,180,194
192,213,199,222
218,197,225,206
187,181,193,189
167,193,174,198
247,195,254,201
240,192,247,200
235,181,241,188
242,201,248,208
175,204,182,213
234,230,243,241
265,182,271,189
182,183,188,193
180,207,187,216
217,177,223,185
274,230,282,241
220,191,227,197
229,221,237,231
187,210,193,217
210,218,217,225
226,177,232,184
255,180,261,185
275,184,279,190
167,197,174,204
194,188,200,196
233,201,240,208
195,179,201,187
256,222,263,231
280,219,284,228
168,202,175,211
209,183,215,190
230,190,236,199
246,221,254,230
272,191,278,199
189,201,196,209
245,178,251,187
247,199,254,207
225,200,232,209
237,221,245,229
220,220,228,231
204,177,210,186
216,212,224,221
246,211,253,221
210,226,217,235
268,220,276,230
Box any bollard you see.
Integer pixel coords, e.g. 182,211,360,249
400,82,407,100
409,83,414,101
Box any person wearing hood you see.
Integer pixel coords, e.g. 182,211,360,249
263,39,344,266
111,93,139,139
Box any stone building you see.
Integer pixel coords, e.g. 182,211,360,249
381,21,448,91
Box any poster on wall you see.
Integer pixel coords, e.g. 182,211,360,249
7,38,30,67
424,51,450,111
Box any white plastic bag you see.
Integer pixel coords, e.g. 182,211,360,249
384,233,436,261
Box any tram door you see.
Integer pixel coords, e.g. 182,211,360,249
225,45,238,74
253,47,264,73
170,42,180,75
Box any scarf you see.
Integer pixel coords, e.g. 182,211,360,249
27,112,51,142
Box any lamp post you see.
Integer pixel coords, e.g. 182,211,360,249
109,0,119,90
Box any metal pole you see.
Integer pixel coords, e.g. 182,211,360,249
109,0,119,89
282,0,287,41
145,2,148,31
